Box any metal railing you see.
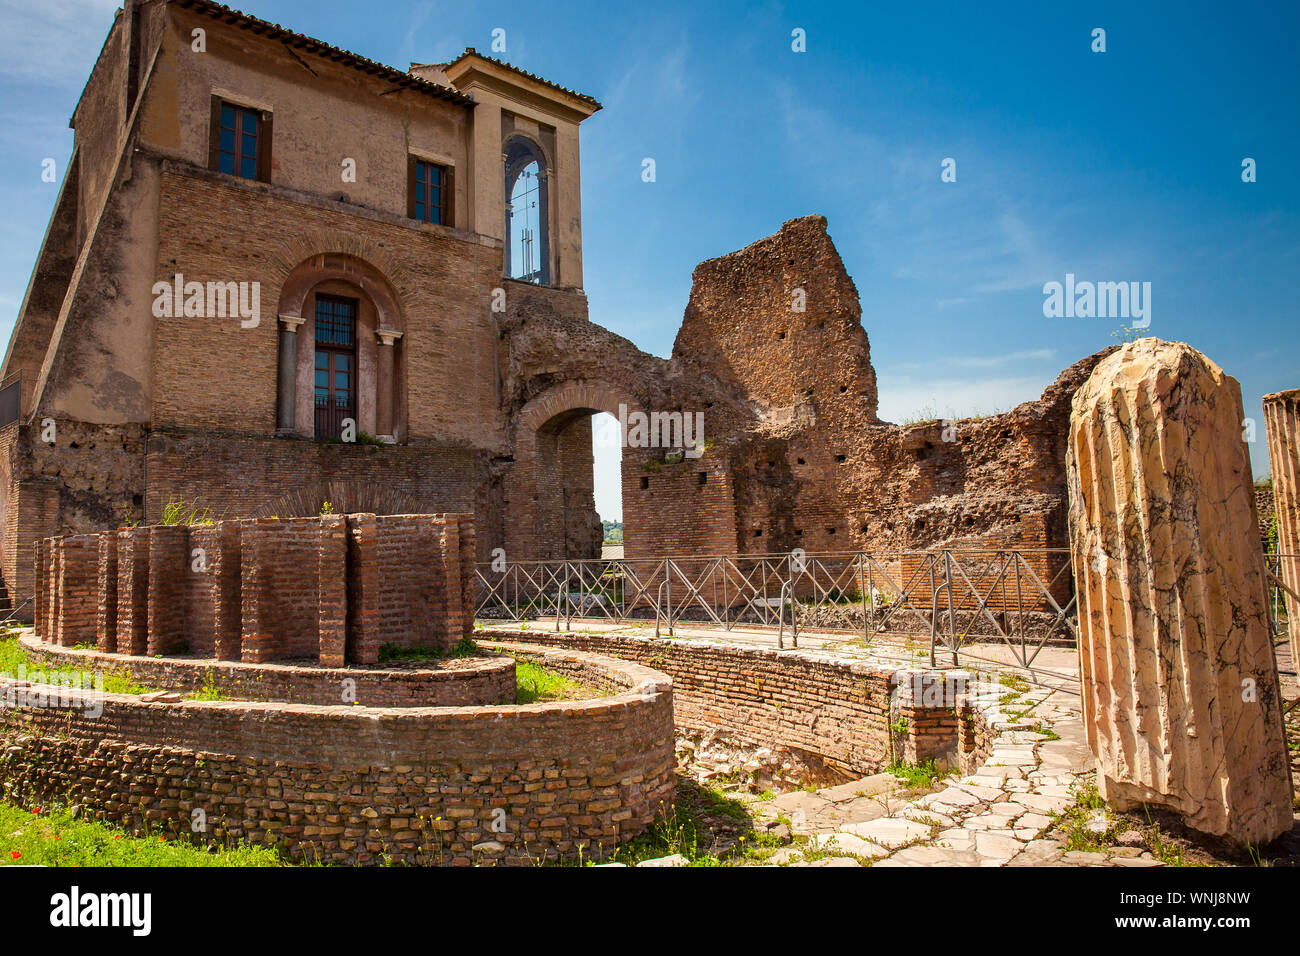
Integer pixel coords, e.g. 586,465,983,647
476,548,1078,668
1266,553,1297,655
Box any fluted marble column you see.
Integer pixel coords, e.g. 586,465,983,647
1263,388,1300,671
1067,338,1292,846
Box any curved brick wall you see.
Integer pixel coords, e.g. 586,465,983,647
482,629,984,778
35,512,475,667
0,641,674,865
19,632,515,707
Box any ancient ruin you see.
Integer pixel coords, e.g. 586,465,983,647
0,0,1295,874
1068,339,1293,846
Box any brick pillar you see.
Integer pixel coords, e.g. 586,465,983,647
147,525,188,655
455,514,476,639
32,538,49,640
97,532,118,652
317,514,347,667
46,538,61,644
116,529,150,656
345,513,380,664
240,519,276,663
433,516,460,648
212,521,243,661
1263,388,1300,670
1068,339,1292,846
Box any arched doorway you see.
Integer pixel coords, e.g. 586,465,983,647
274,254,405,442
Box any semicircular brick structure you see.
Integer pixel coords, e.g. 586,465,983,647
1067,338,1292,846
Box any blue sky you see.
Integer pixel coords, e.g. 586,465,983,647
1,0,1296,524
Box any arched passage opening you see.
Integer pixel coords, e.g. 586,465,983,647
533,407,606,560
506,383,638,563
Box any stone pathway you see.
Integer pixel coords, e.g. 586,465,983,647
536,621,1169,867
742,647,1164,867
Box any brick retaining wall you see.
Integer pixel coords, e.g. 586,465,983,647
481,629,980,777
19,632,516,708
0,641,674,865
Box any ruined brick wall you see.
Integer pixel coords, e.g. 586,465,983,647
0,421,146,609
38,513,474,665
486,629,971,775
673,214,879,423
622,455,739,558
0,641,675,865
668,216,1111,581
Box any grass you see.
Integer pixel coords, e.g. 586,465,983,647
0,801,287,867
0,634,158,696
514,660,591,703
159,497,218,526
376,636,477,664
885,758,949,789
1057,780,1112,852
594,778,782,867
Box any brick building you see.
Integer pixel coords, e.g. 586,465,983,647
1,0,1106,612
0,0,611,605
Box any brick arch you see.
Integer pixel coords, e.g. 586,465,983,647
505,380,643,563
267,231,413,304
516,380,639,434
275,253,404,334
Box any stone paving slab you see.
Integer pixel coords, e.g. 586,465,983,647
808,832,891,859
840,816,933,847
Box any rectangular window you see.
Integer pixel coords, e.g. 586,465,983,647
314,294,357,439
210,98,271,182
409,158,452,226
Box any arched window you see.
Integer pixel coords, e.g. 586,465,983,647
504,137,549,285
